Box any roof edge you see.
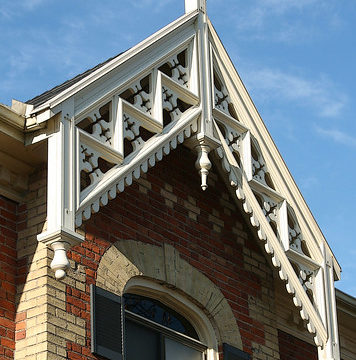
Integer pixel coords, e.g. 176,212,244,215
207,18,341,275
28,10,199,118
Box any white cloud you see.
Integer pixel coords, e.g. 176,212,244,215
315,126,356,147
23,0,45,10
131,0,175,12
244,68,347,118
0,0,47,19
213,0,340,43
236,0,318,30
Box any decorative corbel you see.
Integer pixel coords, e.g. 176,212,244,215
38,229,84,280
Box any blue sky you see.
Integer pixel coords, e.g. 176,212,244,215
0,0,355,297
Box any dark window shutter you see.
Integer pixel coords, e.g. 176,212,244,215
223,343,251,360
91,284,124,360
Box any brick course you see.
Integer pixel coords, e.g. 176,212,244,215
0,196,21,360
66,146,281,359
278,329,318,360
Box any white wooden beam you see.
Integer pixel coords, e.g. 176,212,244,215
37,99,83,279
185,0,206,13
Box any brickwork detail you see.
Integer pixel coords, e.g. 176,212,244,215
278,330,318,360
0,196,18,359
97,240,242,348
14,167,57,360
16,147,315,360
60,147,287,359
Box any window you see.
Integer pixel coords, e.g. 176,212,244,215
91,284,250,360
91,285,206,360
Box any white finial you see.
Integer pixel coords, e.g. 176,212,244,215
185,0,206,13
195,142,211,191
50,241,70,280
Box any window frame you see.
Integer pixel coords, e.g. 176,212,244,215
91,284,208,360
125,308,208,354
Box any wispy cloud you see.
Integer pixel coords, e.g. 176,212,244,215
131,0,175,12
236,0,318,31
244,68,347,118
315,126,356,147
23,0,46,10
211,0,340,43
0,0,47,19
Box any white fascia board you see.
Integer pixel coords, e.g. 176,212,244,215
336,288,356,316
0,104,25,142
0,104,25,129
207,19,340,274
29,10,199,117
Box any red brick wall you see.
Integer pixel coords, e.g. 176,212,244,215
278,330,318,360
66,146,275,359
0,196,24,360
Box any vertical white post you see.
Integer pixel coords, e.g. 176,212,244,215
185,0,206,13
46,119,63,233
37,98,83,279
187,0,220,190
196,0,213,138
62,98,76,230
317,244,340,360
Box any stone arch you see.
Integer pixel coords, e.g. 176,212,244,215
96,239,242,349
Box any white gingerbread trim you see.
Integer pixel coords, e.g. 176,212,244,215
213,119,327,347
34,5,341,358
208,20,340,277
75,106,200,226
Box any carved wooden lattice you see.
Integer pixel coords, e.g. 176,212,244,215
162,86,192,125
77,102,112,145
213,70,238,120
158,50,189,88
291,261,315,305
119,75,152,114
215,121,243,168
76,47,197,197
254,191,279,239
288,207,311,257
251,138,275,189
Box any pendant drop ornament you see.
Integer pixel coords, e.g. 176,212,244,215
195,141,211,191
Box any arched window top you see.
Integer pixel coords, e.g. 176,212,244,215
124,293,199,340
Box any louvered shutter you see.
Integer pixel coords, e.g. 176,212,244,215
223,343,251,360
91,285,124,360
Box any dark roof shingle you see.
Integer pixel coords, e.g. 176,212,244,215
27,52,124,108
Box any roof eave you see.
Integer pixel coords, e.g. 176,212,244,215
0,104,26,143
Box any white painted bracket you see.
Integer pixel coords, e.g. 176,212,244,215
317,244,340,360
38,228,84,280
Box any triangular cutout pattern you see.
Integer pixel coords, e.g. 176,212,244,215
75,40,200,226
209,39,327,346
213,62,239,120
213,119,326,346
57,13,333,350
